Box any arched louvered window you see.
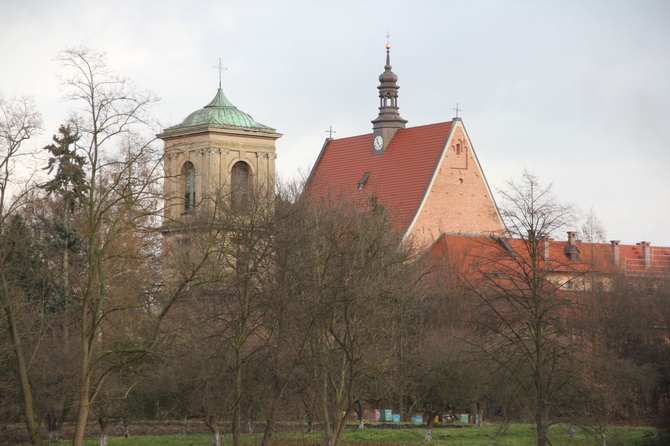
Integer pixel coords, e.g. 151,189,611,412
183,161,196,211
231,161,250,212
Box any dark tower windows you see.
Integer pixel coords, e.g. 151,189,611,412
183,161,196,211
231,161,251,211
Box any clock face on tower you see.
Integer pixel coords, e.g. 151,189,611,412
373,135,384,151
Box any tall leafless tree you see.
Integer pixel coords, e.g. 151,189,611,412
466,170,580,446
297,195,416,446
51,47,174,446
161,181,280,446
0,93,43,446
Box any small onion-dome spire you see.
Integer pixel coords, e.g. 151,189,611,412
372,40,407,138
379,42,398,84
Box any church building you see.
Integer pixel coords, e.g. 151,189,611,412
157,78,281,233
156,43,669,291
305,42,505,249
157,43,505,252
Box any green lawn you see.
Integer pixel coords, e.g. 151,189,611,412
40,423,662,446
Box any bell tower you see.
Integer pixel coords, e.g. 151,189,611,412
158,77,281,230
371,40,407,155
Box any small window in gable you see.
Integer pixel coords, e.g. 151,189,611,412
451,139,468,170
183,161,196,211
231,161,251,212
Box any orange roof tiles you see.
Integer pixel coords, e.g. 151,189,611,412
428,233,670,278
306,122,452,234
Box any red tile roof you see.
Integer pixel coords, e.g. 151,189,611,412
427,233,670,279
306,122,452,234
617,243,670,275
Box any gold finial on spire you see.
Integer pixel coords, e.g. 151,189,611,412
385,31,391,49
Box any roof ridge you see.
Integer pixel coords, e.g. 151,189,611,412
328,122,454,143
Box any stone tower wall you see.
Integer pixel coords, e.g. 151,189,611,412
162,129,277,223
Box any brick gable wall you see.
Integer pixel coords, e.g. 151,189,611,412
408,121,504,248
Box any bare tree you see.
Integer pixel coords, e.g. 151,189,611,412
0,93,43,446
582,270,669,444
466,170,579,446
161,181,279,446
50,47,169,446
414,246,495,441
249,183,321,446
580,207,606,244
297,195,416,446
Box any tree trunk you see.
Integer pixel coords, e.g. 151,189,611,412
46,410,61,443
204,418,221,446
3,298,43,446
62,245,69,349
320,364,332,443
47,429,60,443
330,409,349,446
424,411,436,442
355,401,364,429
535,404,549,446
475,402,483,427
72,372,90,446
260,406,276,446
46,404,70,444
98,417,108,446
232,404,241,446
232,316,245,446
212,431,221,446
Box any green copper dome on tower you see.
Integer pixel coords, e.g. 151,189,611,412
167,88,273,131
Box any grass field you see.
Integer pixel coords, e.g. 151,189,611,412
35,423,661,446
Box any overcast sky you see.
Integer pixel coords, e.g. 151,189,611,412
2,0,669,245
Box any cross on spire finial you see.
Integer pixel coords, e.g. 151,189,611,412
385,31,391,48
213,58,228,89
453,103,462,118
326,125,337,139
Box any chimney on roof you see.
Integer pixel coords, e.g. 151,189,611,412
567,231,578,246
639,241,651,268
610,240,620,267
541,236,550,264
564,232,580,262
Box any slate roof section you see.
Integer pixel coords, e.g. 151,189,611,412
306,121,453,234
